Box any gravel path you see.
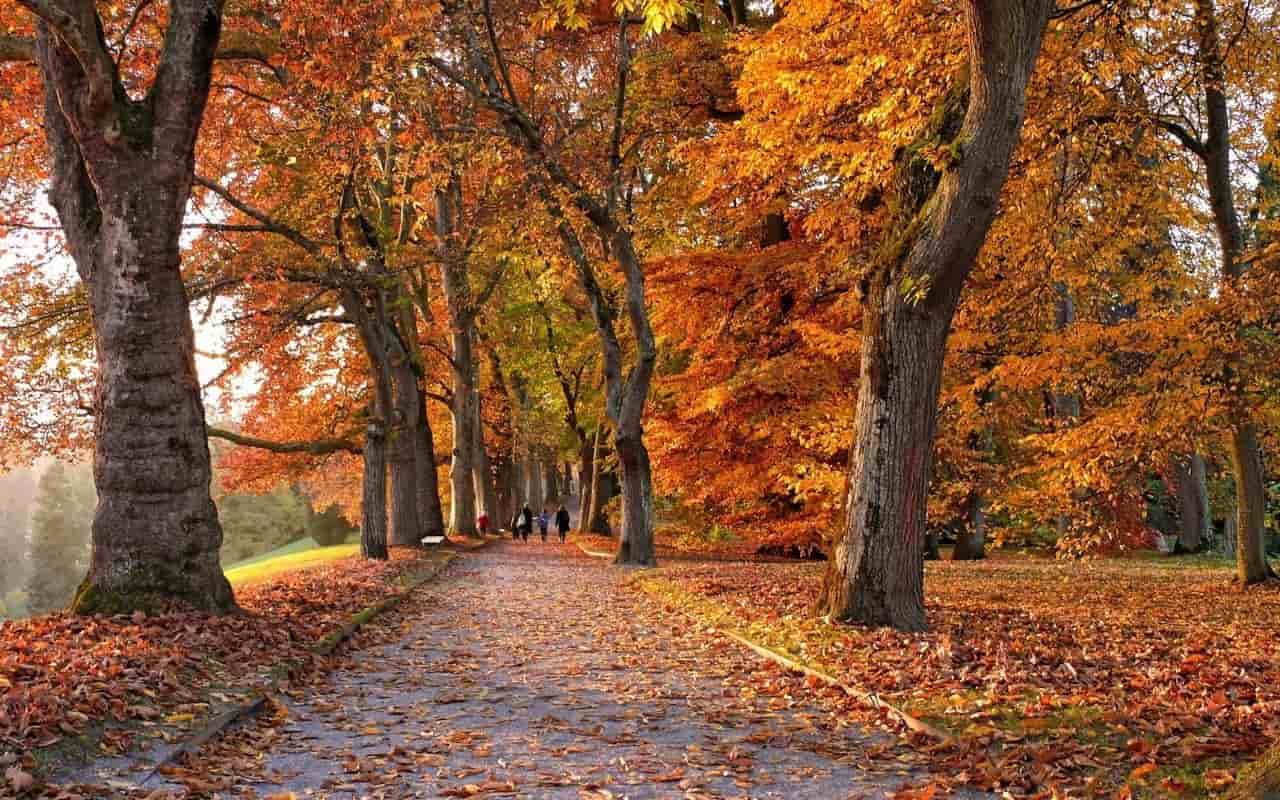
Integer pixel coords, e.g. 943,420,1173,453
205,541,960,799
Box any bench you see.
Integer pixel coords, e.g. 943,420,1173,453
420,535,446,546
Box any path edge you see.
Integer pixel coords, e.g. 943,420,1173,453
635,577,951,744
137,551,459,786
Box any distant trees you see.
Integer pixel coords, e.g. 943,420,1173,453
24,462,93,615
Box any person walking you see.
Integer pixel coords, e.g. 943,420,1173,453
537,510,550,542
555,504,571,544
518,505,533,542
477,512,490,536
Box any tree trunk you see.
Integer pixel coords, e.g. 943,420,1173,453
613,432,655,566
34,14,236,615
952,495,987,561
448,346,478,536
578,435,596,527
818,0,1053,631
584,426,612,535
923,529,941,561
1233,424,1274,582
361,421,389,560
1191,0,1275,585
1171,452,1211,554
414,386,447,539
387,362,423,547
472,410,498,523
544,450,559,502
527,453,547,509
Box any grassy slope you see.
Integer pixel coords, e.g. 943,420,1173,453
224,543,361,587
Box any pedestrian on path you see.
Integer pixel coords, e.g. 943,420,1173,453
555,505,570,544
518,505,533,542
537,510,550,542
477,512,490,536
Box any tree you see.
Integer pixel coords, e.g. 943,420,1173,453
815,1,1055,630
25,461,92,614
0,0,296,614
430,0,680,566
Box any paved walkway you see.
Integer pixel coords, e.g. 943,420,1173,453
188,544,961,797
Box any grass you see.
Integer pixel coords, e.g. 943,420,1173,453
224,543,361,587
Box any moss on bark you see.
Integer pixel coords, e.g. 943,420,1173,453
71,564,236,616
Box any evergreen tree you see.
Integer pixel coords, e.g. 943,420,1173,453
25,463,93,614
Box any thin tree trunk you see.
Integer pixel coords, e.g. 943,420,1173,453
578,434,596,528
584,425,611,534
952,495,987,561
544,449,559,502
1171,452,1211,553
414,386,446,539
472,387,499,523
819,0,1053,630
33,13,236,615
361,421,389,560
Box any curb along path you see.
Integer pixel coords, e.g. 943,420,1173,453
192,542,981,798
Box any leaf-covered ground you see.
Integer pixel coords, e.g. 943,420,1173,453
58,542,987,799
0,548,443,788
639,553,1280,797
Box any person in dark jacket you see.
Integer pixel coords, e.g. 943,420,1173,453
555,505,571,544
518,505,533,542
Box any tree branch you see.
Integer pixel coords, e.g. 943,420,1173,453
208,427,362,455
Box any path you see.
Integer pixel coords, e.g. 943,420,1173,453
179,544,968,797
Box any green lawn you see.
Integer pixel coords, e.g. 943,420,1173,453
224,542,360,587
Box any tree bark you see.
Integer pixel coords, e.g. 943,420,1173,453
386,360,423,546
1233,424,1273,582
30,6,236,615
578,434,596,528
415,385,447,540
544,449,560,502
472,385,499,523
818,0,1054,630
1171,452,1211,554
447,325,478,536
361,421,389,560
952,495,987,560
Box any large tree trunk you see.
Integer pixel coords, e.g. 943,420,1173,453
1192,0,1275,584
361,421,389,560
1171,452,1211,553
387,362,423,546
818,0,1053,631
448,329,478,536
614,431,655,566
33,10,235,615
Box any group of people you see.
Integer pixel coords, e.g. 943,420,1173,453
500,504,571,543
